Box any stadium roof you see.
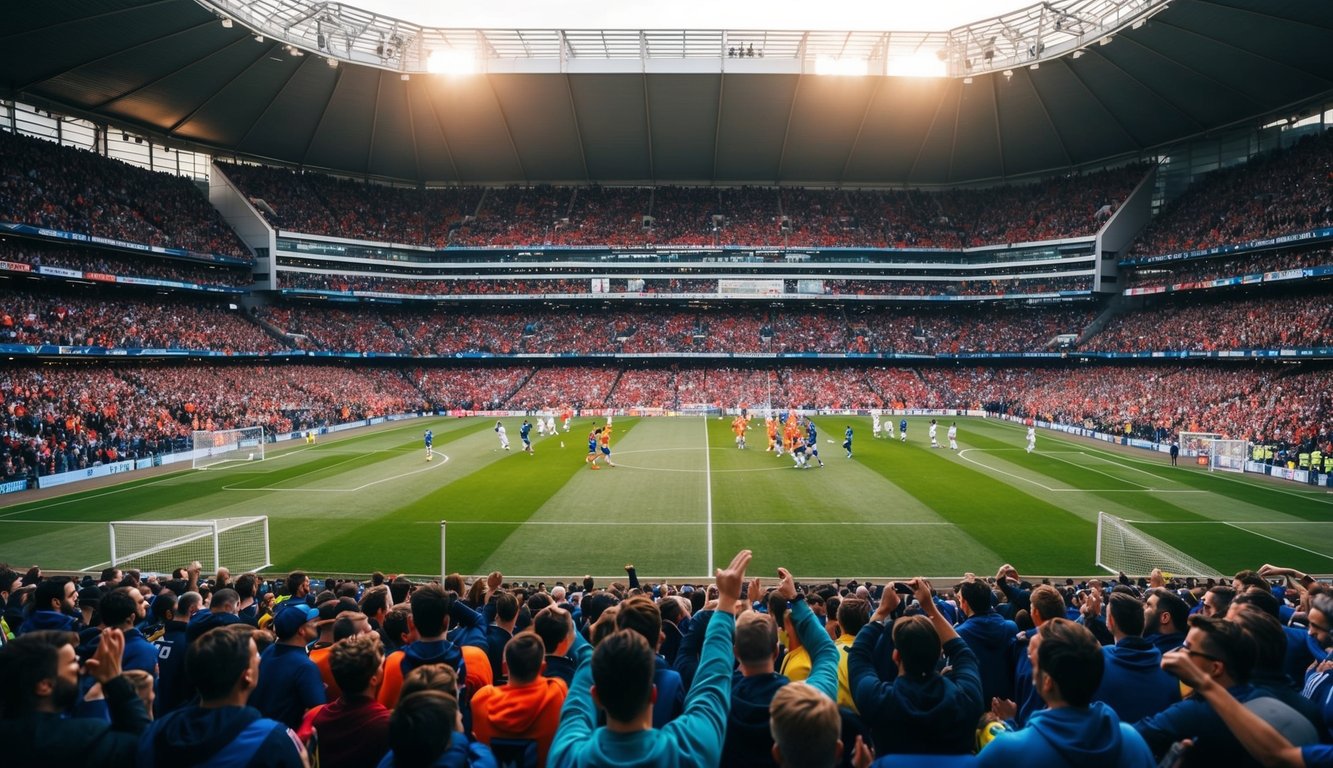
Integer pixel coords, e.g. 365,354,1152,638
3,0,1330,186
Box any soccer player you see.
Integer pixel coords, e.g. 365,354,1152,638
843,425,854,458
732,414,747,450
586,427,601,469
765,416,778,453
599,424,616,467
929,419,939,448
805,419,824,468
885,414,895,440
536,416,547,437
545,414,556,435
306,429,316,445
495,421,510,451
520,419,534,455
424,429,433,461
948,422,958,451
1026,425,1037,454
900,417,908,443
561,408,573,432
871,411,881,438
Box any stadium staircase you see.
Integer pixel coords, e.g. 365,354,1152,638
1078,293,1133,346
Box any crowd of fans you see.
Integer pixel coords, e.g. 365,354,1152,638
0,364,427,481
1135,128,1333,256
0,286,280,353
2,555,1330,768
219,163,1144,250
0,240,251,288
1125,248,1333,290
1087,292,1333,353
0,131,250,259
6,359,1327,484
254,303,1105,357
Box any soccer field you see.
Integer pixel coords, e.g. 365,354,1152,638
2,415,1332,580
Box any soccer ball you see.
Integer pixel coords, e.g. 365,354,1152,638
560,441,565,448
427,456,432,461
247,453,254,461
826,439,833,444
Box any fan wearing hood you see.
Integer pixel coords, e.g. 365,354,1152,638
978,618,1154,768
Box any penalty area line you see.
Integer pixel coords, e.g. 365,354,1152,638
222,454,449,493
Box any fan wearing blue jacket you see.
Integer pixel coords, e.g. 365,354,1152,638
547,549,753,768
849,578,985,758
978,618,1154,768
138,624,306,768
954,579,1017,704
1089,592,1180,723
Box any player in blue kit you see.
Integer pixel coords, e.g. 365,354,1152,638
520,419,534,455
900,418,908,443
424,429,433,461
843,425,853,458
805,419,825,468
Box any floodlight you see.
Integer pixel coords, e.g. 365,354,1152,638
427,49,477,75
220,17,232,28
401,73,410,81
1072,49,1085,59
1029,62,1039,70
254,34,264,43
963,76,973,85
326,56,338,68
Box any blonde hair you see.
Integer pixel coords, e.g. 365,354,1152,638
769,684,840,768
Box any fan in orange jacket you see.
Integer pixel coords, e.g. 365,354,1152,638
470,634,568,767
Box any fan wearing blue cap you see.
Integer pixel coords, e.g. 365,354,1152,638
249,603,326,729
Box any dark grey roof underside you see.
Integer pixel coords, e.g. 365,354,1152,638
3,0,1330,185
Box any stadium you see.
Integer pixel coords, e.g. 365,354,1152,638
1,1,1333,765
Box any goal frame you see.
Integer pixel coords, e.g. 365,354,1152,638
193,426,266,470
108,516,272,575
1206,438,1249,474
1095,511,1217,578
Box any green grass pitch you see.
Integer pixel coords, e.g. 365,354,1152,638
1,415,1331,580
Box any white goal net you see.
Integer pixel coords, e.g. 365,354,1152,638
1095,512,1218,578
109,517,271,575
1207,438,1248,474
1178,431,1222,458
193,426,266,470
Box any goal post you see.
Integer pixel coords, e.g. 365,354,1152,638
193,426,266,470
1206,438,1249,474
1095,512,1217,578
108,516,271,575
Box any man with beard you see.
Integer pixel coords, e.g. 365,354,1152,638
0,627,149,767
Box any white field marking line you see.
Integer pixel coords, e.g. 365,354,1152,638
0,472,194,521
703,416,714,576
0,419,470,521
1076,451,1189,482
1223,522,1333,561
1127,520,1333,525
986,420,1333,506
217,447,422,489
1041,451,1151,490
0,519,104,524
955,449,1203,494
413,520,954,526
222,454,449,493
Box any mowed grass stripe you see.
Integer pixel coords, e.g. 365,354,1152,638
980,418,1333,521
473,418,712,577
709,417,1006,578
285,420,641,574
857,433,1095,575
0,418,493,570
